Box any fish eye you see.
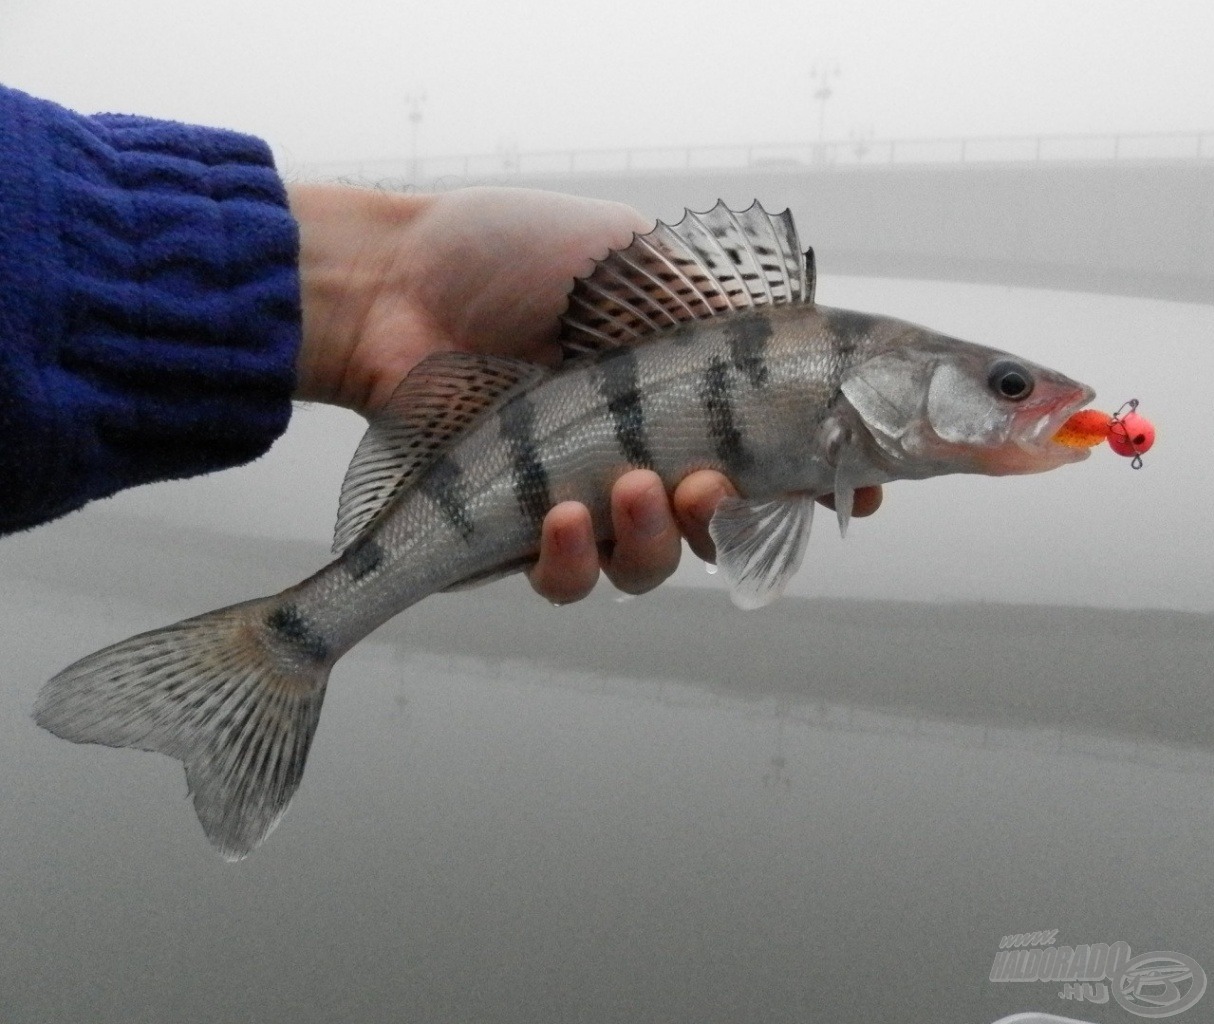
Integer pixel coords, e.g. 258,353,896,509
987,360,1034,401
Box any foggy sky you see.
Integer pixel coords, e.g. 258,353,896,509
2,0,1213,164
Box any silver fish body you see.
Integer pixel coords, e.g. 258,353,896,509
307,303,879,654
34,202,1095,859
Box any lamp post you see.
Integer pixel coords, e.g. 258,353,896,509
810,64,840,162
406,91,426,182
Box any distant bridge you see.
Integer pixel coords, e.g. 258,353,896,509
300,129,1214,180
295,131,1214,304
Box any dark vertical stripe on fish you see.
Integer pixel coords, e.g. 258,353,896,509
420,455,475,541
725,312,771,388
822,308,872,361
700,358,752,472
596,347,653,469
266,604,329,663
344,538,383,580
499,396,551,525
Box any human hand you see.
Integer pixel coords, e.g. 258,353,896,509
290,184,653,411
287,184,880,601
529,468,883,603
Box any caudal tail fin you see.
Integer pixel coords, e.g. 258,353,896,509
34,596,331,861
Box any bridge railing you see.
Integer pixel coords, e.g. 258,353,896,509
296,130,1214,183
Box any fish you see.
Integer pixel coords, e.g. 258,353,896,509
34,200,1096,860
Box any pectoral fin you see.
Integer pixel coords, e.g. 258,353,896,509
708,495,815,610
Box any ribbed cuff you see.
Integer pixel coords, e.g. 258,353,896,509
0,86,301,533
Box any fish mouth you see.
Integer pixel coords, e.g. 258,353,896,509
1003,383,1099,472
1026,384,1098,444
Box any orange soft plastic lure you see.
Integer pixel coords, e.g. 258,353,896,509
1053,399,1155,468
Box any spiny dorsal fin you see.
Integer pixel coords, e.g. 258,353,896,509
559,199,811,357
333,352,548,553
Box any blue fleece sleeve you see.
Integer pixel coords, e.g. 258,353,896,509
0,84,300,535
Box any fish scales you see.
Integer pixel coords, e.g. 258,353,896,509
34,201,1096,859
290,306,861,659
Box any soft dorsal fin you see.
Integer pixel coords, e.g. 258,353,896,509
333,352,548,553
559,199,812,357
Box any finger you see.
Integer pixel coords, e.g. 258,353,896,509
852,485,883,517
527,501,600,604
601,470,683,595
672,470,738,564
815,485,884,518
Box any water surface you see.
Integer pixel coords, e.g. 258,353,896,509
2,280,1212,1023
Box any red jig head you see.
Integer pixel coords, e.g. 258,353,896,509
1053,399,1155,469
1106,400,1155,468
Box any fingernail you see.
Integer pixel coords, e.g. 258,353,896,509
632,484,667,538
